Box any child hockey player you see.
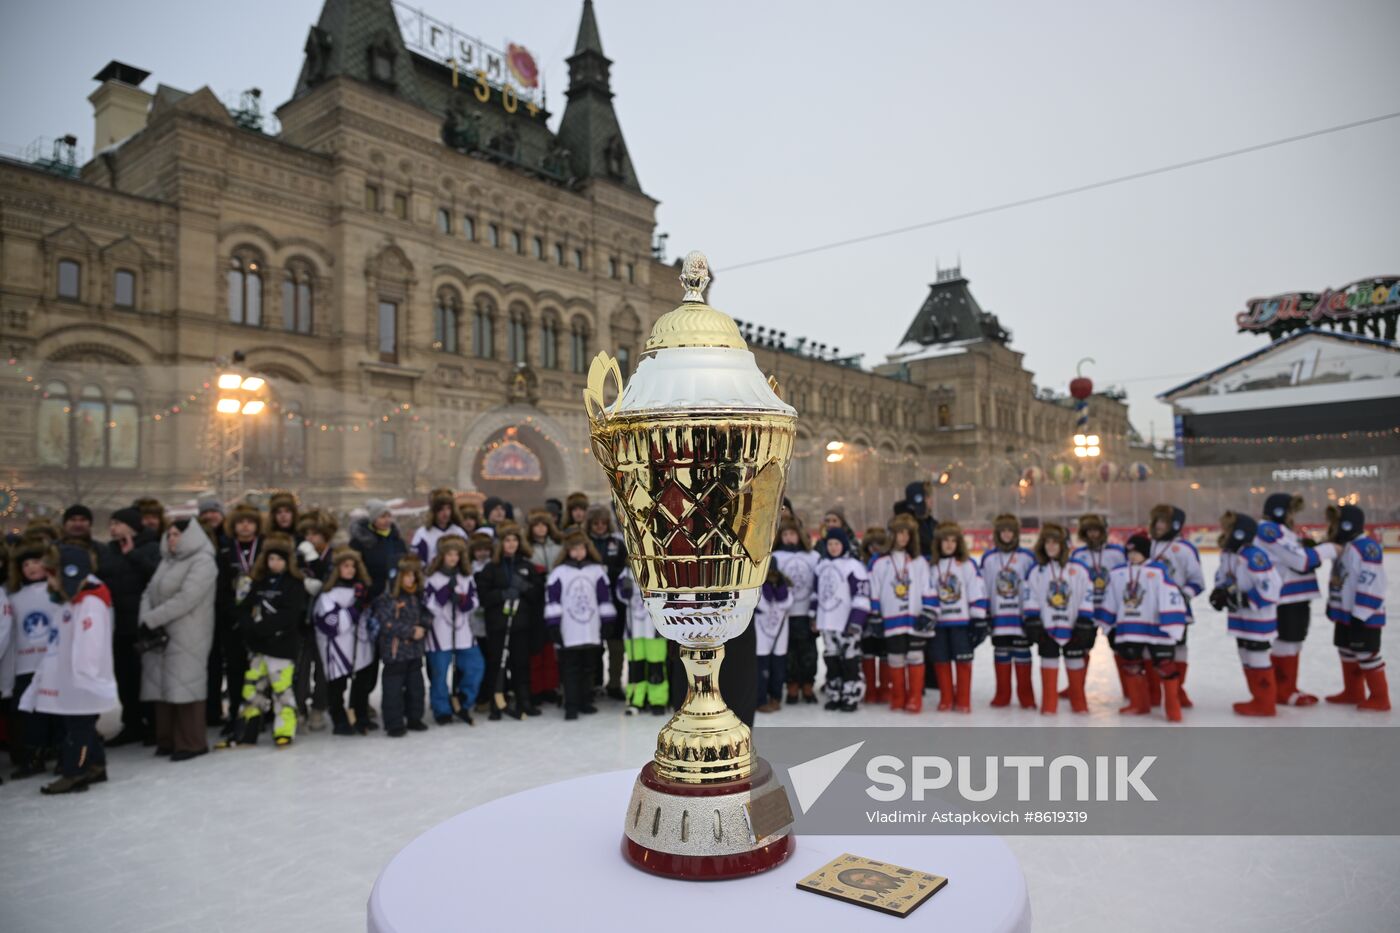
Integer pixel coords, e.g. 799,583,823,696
754,564,794,713
1098,534,1187,722
1255,493,1324,706
294,509,337,732
1024,524,1096,714
222,534,307,748
1323,505,1388,711
423,535,482,725
1070,514,1127,698
412,488,469,563
1148,504,1205,708
21,546,115,794
773,517,820,705
313,550,375,735
926,522,987,713
545,532,615,720
615,567,668,716
815,527,871,712
860,526,890,703
870,514,930,713
467,532,496,713
373,555,431,737
7,536,61,779
476,524,543,721
1210,512,1283,717
981,514,1037,709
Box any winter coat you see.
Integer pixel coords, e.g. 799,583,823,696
139,523,218,704
239,573,308,660
20,581,116,716
350,518,410,600
476,556,544,636
373,591,430,664
529,538,562,574
99,530,161,634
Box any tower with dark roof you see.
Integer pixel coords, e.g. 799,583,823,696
898,266,1010,347
556,1,642,192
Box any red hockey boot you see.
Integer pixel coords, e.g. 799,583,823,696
1016,662,1037,709
888,665,907,712
954,661,973,713
990,662,1012,707
1144,662,1163,708
1232,667,1277,717
1039,667,1059,715
904,665,925,714
875,659,892,704
1118,669,1151,715
1175,660,1193,708
1161,675,1183,723
1065,666,1089,713
1358,667,1391,712
1113,653,1130,701
934,663,954,711
1326,659,1364,704
861,658,878,703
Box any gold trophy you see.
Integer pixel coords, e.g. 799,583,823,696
585,251,798,879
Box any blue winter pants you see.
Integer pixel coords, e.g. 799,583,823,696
428,647,485,718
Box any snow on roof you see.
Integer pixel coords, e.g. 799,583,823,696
885,336,981,365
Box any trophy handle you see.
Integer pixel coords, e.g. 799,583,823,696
584,352,624,425
767,374,783,400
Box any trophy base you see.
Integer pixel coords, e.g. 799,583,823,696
621,757,796,881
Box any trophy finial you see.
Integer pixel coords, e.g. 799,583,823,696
679,250,710,302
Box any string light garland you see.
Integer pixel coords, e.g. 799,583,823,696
1180,427,1400,445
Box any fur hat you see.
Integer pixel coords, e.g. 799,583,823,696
887,513,921,557
267,491,297,514
992,513,1020,549
296,508,339,543
134,497,167,529
492,522,533,560
1125,533,1152,560
391,554,426,595
525,510,561,542
8,534,53,592
466,532,496,557
329,548,371,586
558,529,602,565
224,502,262,538
1077,513,1107,541
566,491,590,513
1263,493,1303,524
428,534,470,575
1326,504,1365,544
426,487,462,527
482,496,511,523
1034,523,1069,564
1149,504,1185,540
932,521,969,561
458,503,483,529
862,526,890,561
775,515,810,551
585,504,614,532
254,533,302,580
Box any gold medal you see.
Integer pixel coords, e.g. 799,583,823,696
894,583,909,598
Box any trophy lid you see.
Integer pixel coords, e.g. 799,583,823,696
610,251,795,416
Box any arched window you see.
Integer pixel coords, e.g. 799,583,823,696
57,259,81,300
227,250,263,326
280,260,315,334
473,296,497,359
434,288,462,353
540,312,560,370
570,317,590,374
463,215,476,241
37,381,140,469
113,269,136,309
553,243,565,266
573,249,584,271
508,303,529,363
531,236,544,260
437,208,452,234
510,230,523,254
37,381,71,466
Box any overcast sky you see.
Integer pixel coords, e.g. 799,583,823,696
3,0,1398,439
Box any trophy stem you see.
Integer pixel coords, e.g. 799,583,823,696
653,644,752,785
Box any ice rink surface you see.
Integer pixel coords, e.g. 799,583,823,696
2,552,1396,933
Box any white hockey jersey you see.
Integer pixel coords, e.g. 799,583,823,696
8,580,57,680
814,555,871,634
313,583,375,681
423,570,478,652
1215,546,1282,643
614,569,657,639
1326,536,1387,629
1024,560,1096,645
1070,544,1128,609
20,580,117,716
754,582,796,655
1150,538,1206,617
1097,562,1186,646
411,523,470,563
772,548,820,618
979,547,1037,636
925,557,987,628
869,552,929,637
1254,521,1321,604
0,587,12,698
545,562,615,648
